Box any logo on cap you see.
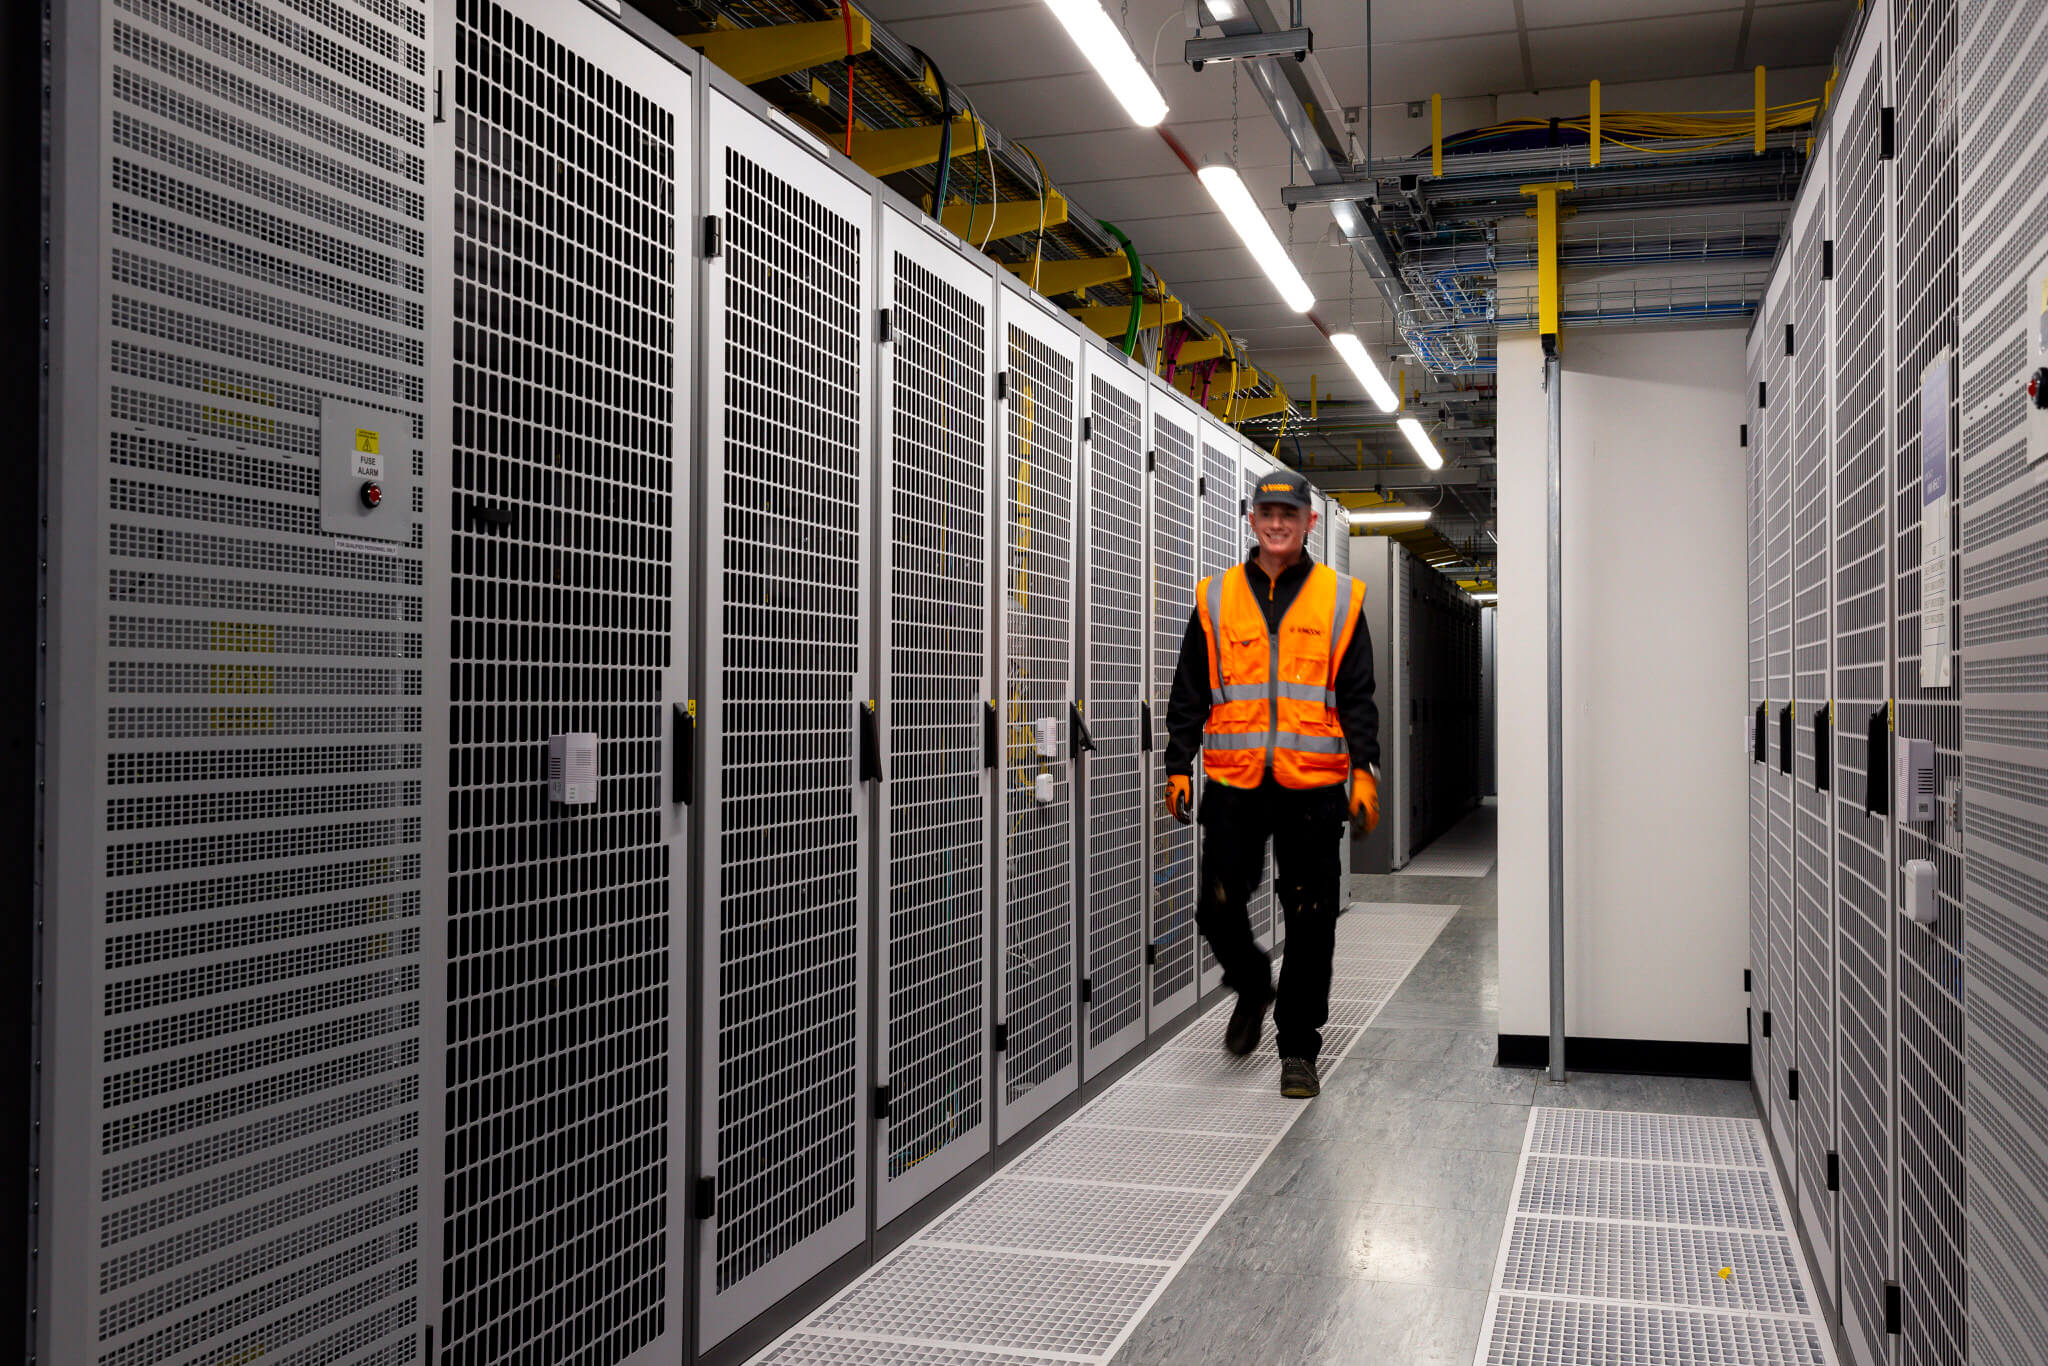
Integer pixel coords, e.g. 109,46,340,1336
1261,482,1291,493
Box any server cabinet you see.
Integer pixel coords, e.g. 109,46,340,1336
443,5,694,1364
1747,318,1771,1137
1239,444,1281,951
872,208,996,1226
1078,345,1149,1079
697,90,874,1348
1145,386,1202,1031
1789,153,1840,1298
1890,3,1968,1362
1762,270,1798,1174
993,283,1082,1140
42,1,445,1362
1828,26,1898,1364
1956,0,2048,1357
1194,429,1241,993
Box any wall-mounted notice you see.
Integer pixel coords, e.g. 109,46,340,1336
1920,348,1953,688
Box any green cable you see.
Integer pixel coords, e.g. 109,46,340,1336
1097,219,1144,357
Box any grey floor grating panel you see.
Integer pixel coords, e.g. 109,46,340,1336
754,1334,1080,1365
1477,1109,1836,1363
1481,1297,1830,1366
751,903,1457,1364
921,1178,1222,1261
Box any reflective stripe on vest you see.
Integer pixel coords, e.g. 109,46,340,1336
1196,562,1361,789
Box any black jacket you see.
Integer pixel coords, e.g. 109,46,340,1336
1164,550,1380,781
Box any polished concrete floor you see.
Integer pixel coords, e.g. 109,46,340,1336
1107,866,1761,1365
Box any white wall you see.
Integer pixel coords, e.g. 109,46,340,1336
1497,324,1751,1046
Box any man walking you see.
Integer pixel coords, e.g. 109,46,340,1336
1163,469,1380,1099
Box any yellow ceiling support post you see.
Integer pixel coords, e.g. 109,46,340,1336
1070,298,1183,337
940,190,1068,242
1519,181,1573,354
1589,80,1601,167
1004,253,1131,297
1754,66,1767,154
683,11,873,86
1310,374,1318,420
848,116,983,178
1431,94,1443,177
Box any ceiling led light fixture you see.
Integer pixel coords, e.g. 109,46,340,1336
1205,0,1240,18
1329,333,1399,413
1197,164,1316,312
1472,591,1499,603
1042,0,1169,127
1397,416,1445,470
1348,506,1432,526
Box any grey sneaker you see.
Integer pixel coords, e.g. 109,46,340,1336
1280,1056,1320,1098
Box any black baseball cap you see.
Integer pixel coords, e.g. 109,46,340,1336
1249,468,1314,510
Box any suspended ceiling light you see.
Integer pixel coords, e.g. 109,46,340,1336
1042,0,1169,127
1328,332,1399,413
1348,506,1432,526
1397,416,1445,470
1196,164,1316,312
1205,0,1240,18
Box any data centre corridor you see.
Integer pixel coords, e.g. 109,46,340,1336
21,0,2048,1364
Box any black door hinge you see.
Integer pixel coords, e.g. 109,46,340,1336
1879,107,1896,161
1147,449,1157,472
1140,700,1153,752
1744,968,1753,993
996,370,1009,401
993,1022,1009,1052
1784,323,1795,356
874,1085,892,1120
694,1177,715,1221
984,699,999,770
1779,704,1794,775
1081,415,1093,442
1761,1011,1773,1039
1197,475,1207,496
1758,380,1768,408
673,702,696,807
1080,977,1092,1003
1740,423,1749,448
1822,240,1835,280
1145,942,1158,966
877,308,892,343
703,215,721,258
433,69,445,123
1866,707,1891,817
1787,1068,1800,1102
1884,1281,1902,1334
1826,1151,1840,1191
1754,702,1768,764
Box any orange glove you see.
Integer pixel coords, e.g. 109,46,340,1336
1165,775,1193,825
1349,769,1380,836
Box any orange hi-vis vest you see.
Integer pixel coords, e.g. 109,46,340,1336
1197,561,1364,790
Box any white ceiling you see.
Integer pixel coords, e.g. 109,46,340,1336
859,0,1851,403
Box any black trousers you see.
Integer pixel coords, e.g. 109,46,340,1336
1195,778,1347,1061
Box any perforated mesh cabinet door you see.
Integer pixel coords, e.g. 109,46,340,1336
1828,28,1898,1364
1762,274,1799,1177
1193,430,1241,996
41,1,437,1363
442,6,692,1365
1747,320,1772,1122
698,91,873,1347
1957,0,2048,1357
1145,390,1200,1029
1079,348,1148,1079
874,209,993,1226
1892,4,1969,1361
993,286,1080,1141
1788,156,1840,1301
1239,446,1280,950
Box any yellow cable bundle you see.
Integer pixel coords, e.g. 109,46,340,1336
1445,101,1821,158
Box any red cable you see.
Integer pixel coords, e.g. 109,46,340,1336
844,9,855,156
